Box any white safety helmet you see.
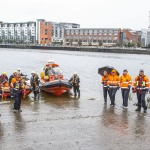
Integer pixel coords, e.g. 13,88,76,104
31,71,35,74
74,72,77,75
48,57,55,64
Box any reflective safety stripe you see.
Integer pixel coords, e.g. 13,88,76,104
108,81,119,83
109,86,118,88
136,87,149,90
122,82,130,84
121,87,129,89
103,86,108,88
1,86,4,92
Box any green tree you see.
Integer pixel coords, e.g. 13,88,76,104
137,42,141,48
70,39,73,46
131,43,135,47
99,40,103,46
78,39,82,46
128,42,131,47
123,43,127,47
0,38,2,44
116,42,121,47
60,40,63,45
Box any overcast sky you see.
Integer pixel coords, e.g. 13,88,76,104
0,0,150,30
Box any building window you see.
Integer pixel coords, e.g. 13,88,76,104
108,37,112,43
103,37,107,43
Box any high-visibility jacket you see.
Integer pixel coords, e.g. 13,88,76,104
120,74,132,89
13,80,25,90
133,75,149,90
107,75,120,88
101,74,109,87
10,78,17,87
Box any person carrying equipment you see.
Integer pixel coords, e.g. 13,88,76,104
132,69,150,113
120,69,132,108
9,70,17,85
69,72,80,98
11,73,25,112
107,70,120,107
30,71,40,99
101,70,109,103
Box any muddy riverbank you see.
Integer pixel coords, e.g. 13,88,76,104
0,49,150,150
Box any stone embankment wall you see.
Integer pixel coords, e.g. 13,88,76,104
0,44,150,55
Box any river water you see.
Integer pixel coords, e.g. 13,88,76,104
0,48,150,150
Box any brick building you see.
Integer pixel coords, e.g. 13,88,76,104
64,28,140,47
36,19,52,45
65,28,121,46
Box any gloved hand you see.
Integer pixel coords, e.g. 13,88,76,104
132,87,136,93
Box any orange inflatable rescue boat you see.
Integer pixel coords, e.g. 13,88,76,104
39,61,72,96
0,78,32,98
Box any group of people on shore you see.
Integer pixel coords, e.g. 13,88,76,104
0,69,40,112
1,61,148,114
101,69,149,113
0,68,80,113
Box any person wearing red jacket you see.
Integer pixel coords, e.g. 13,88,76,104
132,69,149,113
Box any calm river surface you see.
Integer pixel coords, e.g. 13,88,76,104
0,48,150,150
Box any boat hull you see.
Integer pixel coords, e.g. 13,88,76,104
40,80,72,96
0,85,32,98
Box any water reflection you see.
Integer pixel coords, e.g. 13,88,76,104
101,105,129,134
101,105,117,127
0,122,3,138
14,113,26,133
134,114,146,137
39,92,80,109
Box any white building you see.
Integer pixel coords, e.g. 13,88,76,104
59,23,80,29
0,21,36,43
52,22,65,43
52,22,80,43
141,29,150,47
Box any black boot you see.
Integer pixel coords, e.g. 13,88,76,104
143,106,147,113
135,108,141,111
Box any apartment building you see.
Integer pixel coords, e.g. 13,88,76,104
52,22,65,43
37,19,80,45
141,29,150,47
37,20,53,45
65,28,121,46
0,21,36,43
65,28,141,46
